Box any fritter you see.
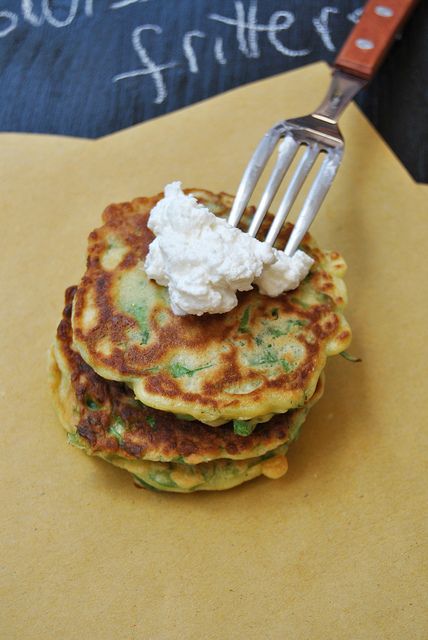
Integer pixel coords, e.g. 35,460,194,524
50,287,324,492
72,189,350,425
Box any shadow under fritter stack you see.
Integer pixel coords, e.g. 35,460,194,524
49,189,351,493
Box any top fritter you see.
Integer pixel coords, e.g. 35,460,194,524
72,189,351,425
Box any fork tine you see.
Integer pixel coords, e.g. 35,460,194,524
265,144,319,246
284,150,342,256
247,136,299,237
228,125,284,227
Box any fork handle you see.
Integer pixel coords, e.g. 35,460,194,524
335,0,419,80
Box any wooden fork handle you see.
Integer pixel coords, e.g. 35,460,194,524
335,0,419,80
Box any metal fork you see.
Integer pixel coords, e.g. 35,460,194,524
228,0,418,256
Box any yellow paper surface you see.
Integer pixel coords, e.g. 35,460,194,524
1,63,427,640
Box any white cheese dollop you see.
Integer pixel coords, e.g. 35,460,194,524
144,182,313,316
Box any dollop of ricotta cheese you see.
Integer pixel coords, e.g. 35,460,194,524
144,182,313,316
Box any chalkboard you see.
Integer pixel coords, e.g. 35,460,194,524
0,0,427,182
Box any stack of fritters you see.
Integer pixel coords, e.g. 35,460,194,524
49,190,351,492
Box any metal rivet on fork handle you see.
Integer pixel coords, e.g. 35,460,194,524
375,6,394,17
355,38,375,49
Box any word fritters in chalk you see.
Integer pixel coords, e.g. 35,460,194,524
0,0,363,106
113,1,363,104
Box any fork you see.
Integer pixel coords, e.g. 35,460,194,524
228,0,418,256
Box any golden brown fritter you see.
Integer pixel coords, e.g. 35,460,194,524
72,189,350,424
53,287,323,465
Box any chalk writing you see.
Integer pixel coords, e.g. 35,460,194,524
5,0,138,32
0,1,364,41
42,0,79,28
113,25,177,105
20,0,94,27
183,31,206,74
21,0,44,27
267,11,310,57
312,6,339,52
209,2,310,59
0,1,365,106
111,0,150,9
85,0,93,16
214,37,227,65
347,7,363,24
0,11,17,38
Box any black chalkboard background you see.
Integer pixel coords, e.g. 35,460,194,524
1,0,427,182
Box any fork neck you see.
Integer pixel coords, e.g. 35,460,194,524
313,69,367,123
